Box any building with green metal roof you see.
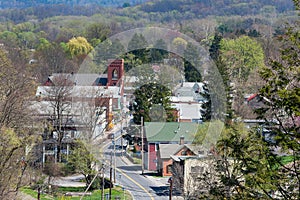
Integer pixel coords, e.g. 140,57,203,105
144,122,200,171
145,122,199,143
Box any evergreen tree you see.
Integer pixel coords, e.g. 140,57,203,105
199,6,300,198
127,33,149,60
208,34,234,123
183,42,202,82
150,39,168,62
256,20,300,199
125,33,149,70
200,81,211,121
132,83,174,124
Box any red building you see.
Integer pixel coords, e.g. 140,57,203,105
144,122,199,172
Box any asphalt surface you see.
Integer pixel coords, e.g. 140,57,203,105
103,130,171,200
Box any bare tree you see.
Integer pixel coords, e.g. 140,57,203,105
75,87,110,142
74,87,111,163
34,42,78,84
0,49,39,199
45,75,74,162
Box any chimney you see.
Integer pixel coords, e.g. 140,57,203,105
179,136,184,145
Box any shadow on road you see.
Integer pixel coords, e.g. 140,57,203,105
142,172,160,176
150,186,182,197
118,165,142,172
103,152,124,157
107,145,126,150
150,186,169,196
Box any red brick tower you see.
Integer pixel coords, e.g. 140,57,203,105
107,59,124,99
107,59,124,86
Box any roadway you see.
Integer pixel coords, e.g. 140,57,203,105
101,129,170,200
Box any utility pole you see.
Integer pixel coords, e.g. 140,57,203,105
169,177,173,200
131,117,144,175
37,186,41,200
141,116,144,175
121,115,123,157
113,136,116,183
109,151,113,200
101,164,105,200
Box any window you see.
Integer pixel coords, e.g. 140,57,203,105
191,166,204,174
167,164,173,174
112,69,118,79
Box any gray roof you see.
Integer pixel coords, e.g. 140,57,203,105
50,73,105,86
171,103,202,120
184,144,207,155
36,86,120,98
159,144,184,159
173,82,205,102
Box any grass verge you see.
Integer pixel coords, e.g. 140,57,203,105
21,186,133,200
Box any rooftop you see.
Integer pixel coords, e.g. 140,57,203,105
159,144,184,159
173,82,205,102
36,86,120,98
145,122,199,143
171,103,202,120
49,73,105,86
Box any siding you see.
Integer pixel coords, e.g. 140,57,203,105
148,144,157,171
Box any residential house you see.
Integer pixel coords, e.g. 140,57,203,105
171,82,205,122
173,82,205,103
144,122,199,171
157,143,196,177
171,103,202,123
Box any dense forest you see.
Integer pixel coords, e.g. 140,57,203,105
0,0,295,11
0,0,296,23
0,0,147,9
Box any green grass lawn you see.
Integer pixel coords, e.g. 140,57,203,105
21,186,132,200
21,187,54,200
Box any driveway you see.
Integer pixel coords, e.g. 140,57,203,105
51,174,86,187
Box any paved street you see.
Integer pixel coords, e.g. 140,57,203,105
102,128,174,200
